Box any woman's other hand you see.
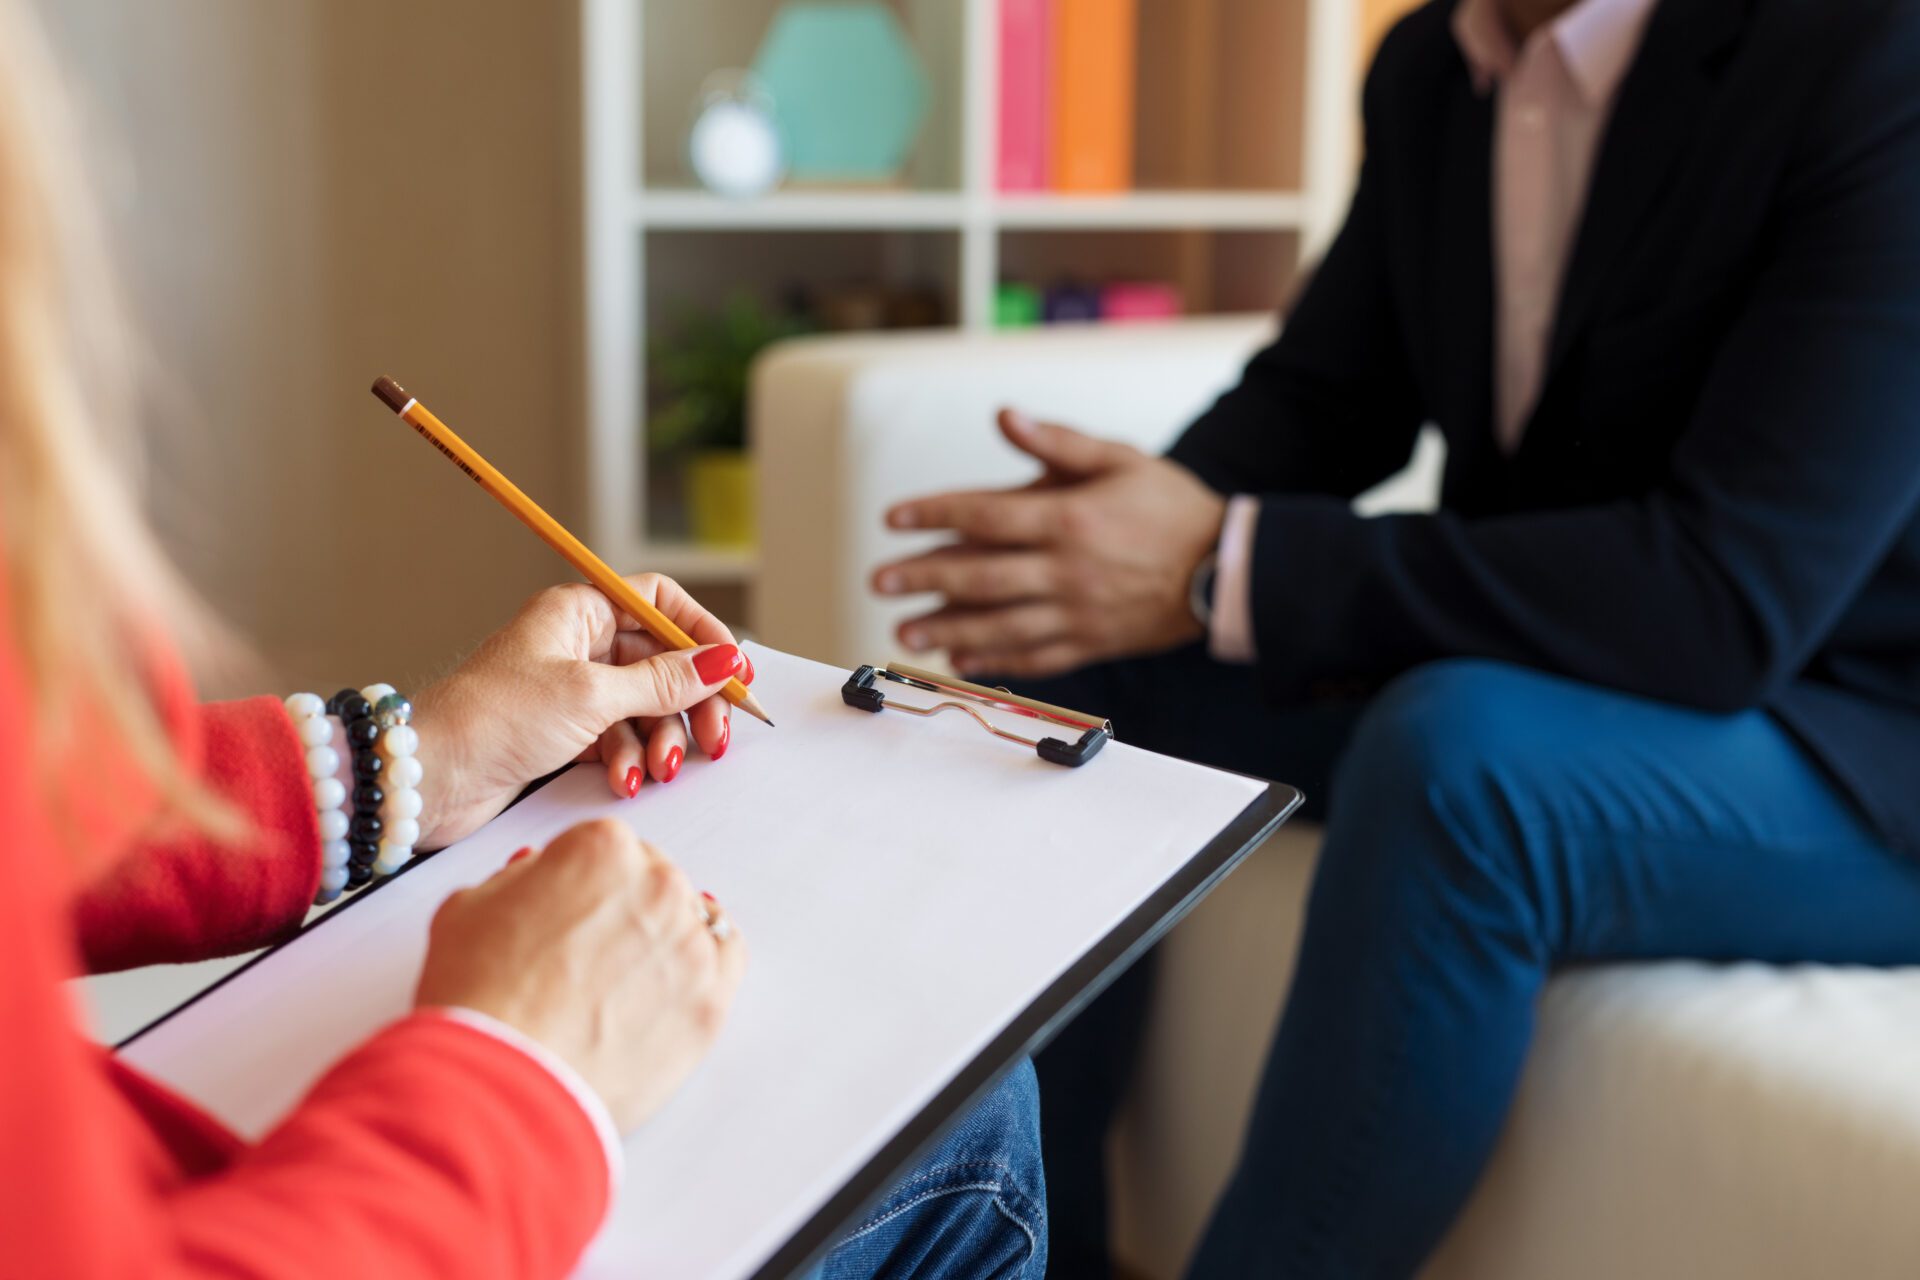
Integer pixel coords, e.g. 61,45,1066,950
411,574,751,849
416,819,746,1130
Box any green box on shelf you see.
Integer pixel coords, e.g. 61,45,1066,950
753,1,930,183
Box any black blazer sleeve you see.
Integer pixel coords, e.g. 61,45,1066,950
1244,5,1920,712
1165,27,1426,499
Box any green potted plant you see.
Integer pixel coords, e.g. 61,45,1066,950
648,292,812,547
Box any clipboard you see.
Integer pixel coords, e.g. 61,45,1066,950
758,773,1298,1278
115,644,1302,1279
841,662,1113,766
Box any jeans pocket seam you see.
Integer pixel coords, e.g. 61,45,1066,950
989,1189,1043,1274
837,1181,1010,1246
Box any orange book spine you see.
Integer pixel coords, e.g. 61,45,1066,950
1051,0,1136,192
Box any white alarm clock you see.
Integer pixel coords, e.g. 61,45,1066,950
688,71,784,200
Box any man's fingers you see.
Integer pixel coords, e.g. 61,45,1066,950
872,548,1059,603
896,604,1073,655
948,643,1087,680
884,489,1063,544
998,408,1138,477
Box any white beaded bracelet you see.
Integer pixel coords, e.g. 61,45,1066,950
363,684,423,879
285,692,352,905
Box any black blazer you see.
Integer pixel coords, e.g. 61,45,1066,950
1169,0,1920,849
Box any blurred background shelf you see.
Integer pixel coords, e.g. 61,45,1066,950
637,190,970,229
584,0,1418,602
632,542,762,584
635,190,1312,231
990,192,1311,230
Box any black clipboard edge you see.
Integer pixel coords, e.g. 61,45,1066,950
751,778,1304,1280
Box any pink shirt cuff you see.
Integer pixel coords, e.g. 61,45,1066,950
426,1006,626,1210
1209,496,1260,664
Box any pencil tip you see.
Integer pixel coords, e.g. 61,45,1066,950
371,375,410,413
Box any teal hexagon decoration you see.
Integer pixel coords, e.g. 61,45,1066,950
752,2,930,183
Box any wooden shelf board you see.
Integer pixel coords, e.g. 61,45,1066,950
637,190,968,230
634,190,1310,232
990,191,1309,229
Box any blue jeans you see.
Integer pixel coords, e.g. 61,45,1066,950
1020,651,1920,1277
812,1059,1047,1279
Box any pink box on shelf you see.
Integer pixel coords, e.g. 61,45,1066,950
1101,282,1184,323
997,0,1052,191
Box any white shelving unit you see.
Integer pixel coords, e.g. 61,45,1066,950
581,0,1364,585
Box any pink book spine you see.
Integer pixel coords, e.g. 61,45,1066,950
1101,282,1184,323
997,0,1051,192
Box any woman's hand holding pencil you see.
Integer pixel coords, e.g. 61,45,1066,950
409,572,752,850
367,373,775,848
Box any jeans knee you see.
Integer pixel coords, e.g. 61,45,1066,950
818,1061,1048,1280
1327,661,1560,925
960,1060,1045,1196
1336,661,1535,804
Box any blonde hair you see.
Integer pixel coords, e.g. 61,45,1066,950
0,0,230,838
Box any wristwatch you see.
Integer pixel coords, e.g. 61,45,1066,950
1188,551,1220,632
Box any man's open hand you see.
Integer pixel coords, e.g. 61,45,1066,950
872,410,1227,679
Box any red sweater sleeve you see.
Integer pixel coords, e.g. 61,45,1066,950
1,628,608,1276
163,1015,613,1278
75,697,322,973
10,854,610,1278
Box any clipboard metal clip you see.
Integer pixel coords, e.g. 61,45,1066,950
842,663,1113,767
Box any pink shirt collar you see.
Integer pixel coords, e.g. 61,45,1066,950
1453,0,1661,104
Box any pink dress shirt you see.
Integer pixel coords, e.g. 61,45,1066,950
1210,0,1659,664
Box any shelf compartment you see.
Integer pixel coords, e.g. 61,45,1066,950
642,227,961,547
997,228,1301,320
1135,0,1310,192
640,0,965,192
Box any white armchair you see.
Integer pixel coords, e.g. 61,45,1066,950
752,318,1920,1279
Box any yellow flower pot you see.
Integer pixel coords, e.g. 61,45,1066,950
686,450,756,548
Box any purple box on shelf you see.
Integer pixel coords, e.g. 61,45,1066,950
1043,283,1104,324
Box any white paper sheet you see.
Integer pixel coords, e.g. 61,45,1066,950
119,645,1267,1278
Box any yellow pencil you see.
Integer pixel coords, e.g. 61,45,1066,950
371,375,773,727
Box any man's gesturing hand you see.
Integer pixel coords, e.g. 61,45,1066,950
871,409,1227,679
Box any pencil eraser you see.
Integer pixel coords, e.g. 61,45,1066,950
371,376,410,413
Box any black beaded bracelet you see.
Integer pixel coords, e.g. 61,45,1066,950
320,683,421,894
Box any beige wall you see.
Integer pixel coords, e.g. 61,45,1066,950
31,0,583,695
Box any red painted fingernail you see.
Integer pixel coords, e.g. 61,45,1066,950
663,745,684,782
712,718,731,761
741,653,756,685
693,644,746,685
701,891,715,902
625,765,644,798
508,846,535,865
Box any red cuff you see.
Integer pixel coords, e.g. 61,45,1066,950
75,697,321,972
204,1012,614,1278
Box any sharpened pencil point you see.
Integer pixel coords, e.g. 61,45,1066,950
736,689,775,727
371,375,410,413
